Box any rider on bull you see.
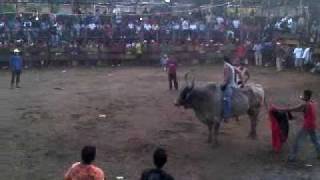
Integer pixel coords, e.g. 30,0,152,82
221,56,241,122
235,61,250,88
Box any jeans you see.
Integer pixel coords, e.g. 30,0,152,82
254,52,262,66
11,70,21,86
276,57,282,71
51,35,59,46
295,58,303,68
289,128,320,160
223,85,233,118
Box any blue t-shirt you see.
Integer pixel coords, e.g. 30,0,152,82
10,55,23,71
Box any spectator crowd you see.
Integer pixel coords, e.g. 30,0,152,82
0,10,320,73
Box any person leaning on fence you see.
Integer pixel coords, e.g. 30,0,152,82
140,148,174,180
64,145,106,180
9,48,23,89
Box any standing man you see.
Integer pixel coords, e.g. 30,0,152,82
10,48,23,89
166,55,178,90
302,47,312,70
253,41,263,66
293,44,304,71
281,90,320,161
160,54,168,72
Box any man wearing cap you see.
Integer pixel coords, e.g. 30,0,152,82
280,90,320,161
10,49,23,89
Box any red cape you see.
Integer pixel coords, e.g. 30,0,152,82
269,105,288,153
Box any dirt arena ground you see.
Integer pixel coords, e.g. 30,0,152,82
1,65,320,180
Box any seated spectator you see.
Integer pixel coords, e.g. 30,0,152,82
64,145,106,180
140,148,174,180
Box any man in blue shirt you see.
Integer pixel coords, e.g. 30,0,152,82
10,49,23,89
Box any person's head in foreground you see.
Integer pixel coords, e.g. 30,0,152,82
153,148,167,169
140,148,174,180
301,90,312,102
64,145,105,180
82,145,96,164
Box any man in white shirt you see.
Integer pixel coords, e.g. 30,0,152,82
233,19,240,29
182,20,189,30
293,45,304,71
182,19,189,40
302,47,311,65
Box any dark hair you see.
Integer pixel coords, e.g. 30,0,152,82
81,146,96,165
304,90,312,101
153,148,167,169
223,56,230,63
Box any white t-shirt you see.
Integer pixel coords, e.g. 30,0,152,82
302,47,311,62
88,23,96,30
293,47,303,59
136,25,141,32
144,23,151,31
233,20,240,29
182,20,189,30
151,24,159,31
190,23,197,30
128,23,134,29
216,17,224,25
